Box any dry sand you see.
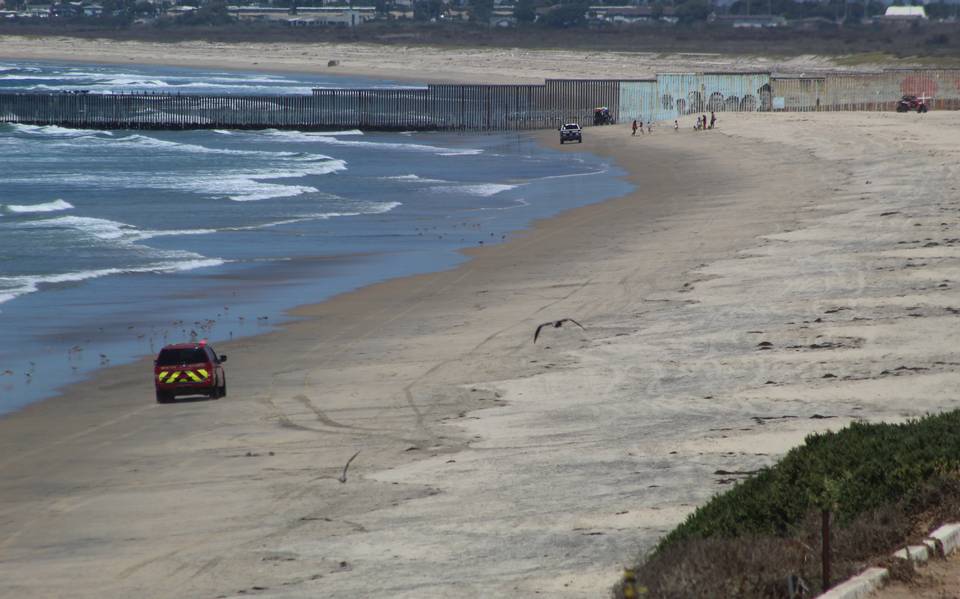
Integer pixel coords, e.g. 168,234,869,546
0,109,958,599
0,35,847,83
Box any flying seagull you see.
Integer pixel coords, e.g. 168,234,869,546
533,318,585,343
338,451,361,484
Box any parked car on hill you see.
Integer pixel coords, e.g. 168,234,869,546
560,122,582,144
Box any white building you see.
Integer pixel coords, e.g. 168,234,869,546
883,6,927,19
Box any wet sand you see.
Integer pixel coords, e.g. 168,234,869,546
1,112,959,598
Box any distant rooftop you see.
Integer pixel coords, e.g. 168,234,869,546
883,5,927,18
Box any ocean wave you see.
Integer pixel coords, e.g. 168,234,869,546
226,183,319,203
3,199,74,214
261,130,481,155
261,129,364,139
22,215,141,241
382,174,448,183
532,167,610,181
222,201,402,230
110,134,346,163
432,183,519,197
0,259,226,306
3,158,347,203
13,215,218,246
8,123,112,138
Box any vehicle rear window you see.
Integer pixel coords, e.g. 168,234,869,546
157,348,209,366
565,124,579,129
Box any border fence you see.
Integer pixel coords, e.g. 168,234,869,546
1,69,958,132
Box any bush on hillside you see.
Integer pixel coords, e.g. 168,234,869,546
618,411,960,598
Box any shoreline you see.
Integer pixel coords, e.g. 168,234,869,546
2,111,958,598
0,125,628,415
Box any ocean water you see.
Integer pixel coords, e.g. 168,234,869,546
0,62,631,414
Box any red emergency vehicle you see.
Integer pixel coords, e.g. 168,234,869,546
154,340,227,403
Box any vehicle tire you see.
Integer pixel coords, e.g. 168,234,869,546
220,378,227,398
560,139,564,144
156,390,171,404
578,138,582,143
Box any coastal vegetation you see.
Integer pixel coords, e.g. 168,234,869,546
618,410,960,597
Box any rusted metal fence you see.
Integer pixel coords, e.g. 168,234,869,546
1,69,958,131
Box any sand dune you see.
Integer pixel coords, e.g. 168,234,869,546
0,35,845,83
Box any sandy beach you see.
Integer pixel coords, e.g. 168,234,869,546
1,67,959,597
0,35,849,83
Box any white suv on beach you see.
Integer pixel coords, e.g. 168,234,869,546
560,123,582,144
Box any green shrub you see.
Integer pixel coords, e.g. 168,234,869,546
659,411,960,550
621,411,960,598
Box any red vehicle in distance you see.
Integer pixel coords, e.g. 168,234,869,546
154,340,227,403
896,95,929,113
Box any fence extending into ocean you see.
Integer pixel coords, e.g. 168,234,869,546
2,69,958,131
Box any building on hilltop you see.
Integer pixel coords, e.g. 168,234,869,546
882,5,927,20
708,13,786,27
587,5,678,24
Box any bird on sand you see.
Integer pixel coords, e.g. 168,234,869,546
533,318,585,343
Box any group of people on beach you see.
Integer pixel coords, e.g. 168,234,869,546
631,112,717,136
631,119,652,135
695,112,718,131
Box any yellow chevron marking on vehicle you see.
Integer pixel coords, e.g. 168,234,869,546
196,369,209,379
185,371,203,382
157,371,169,382
167,371,180,382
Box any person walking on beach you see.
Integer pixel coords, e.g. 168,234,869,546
631,119,638,136
702,114,707,131
638,119,644,135
674,119,679,131
694,116,702,131
710,112,717,129
647,120,652,134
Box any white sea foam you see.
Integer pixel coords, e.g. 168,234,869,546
15,215,220,246
0,259,226,306
262,129,364,139
25,215,140,241
3,199,74,214
432,183,519,197
226,183,319,203
222,201,402,230
10,123,110,138
532,167,610,181
112,134,345,162
261,130,481,155
382,174,448,183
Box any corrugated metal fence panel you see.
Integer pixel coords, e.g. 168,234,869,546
617,80,665,123
822,72,889,111
657,73,772,119
701,73,772,113
885,69,960,110
657,73,701,119
771,77,825,111
1,70,959,130
545,80,622,125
